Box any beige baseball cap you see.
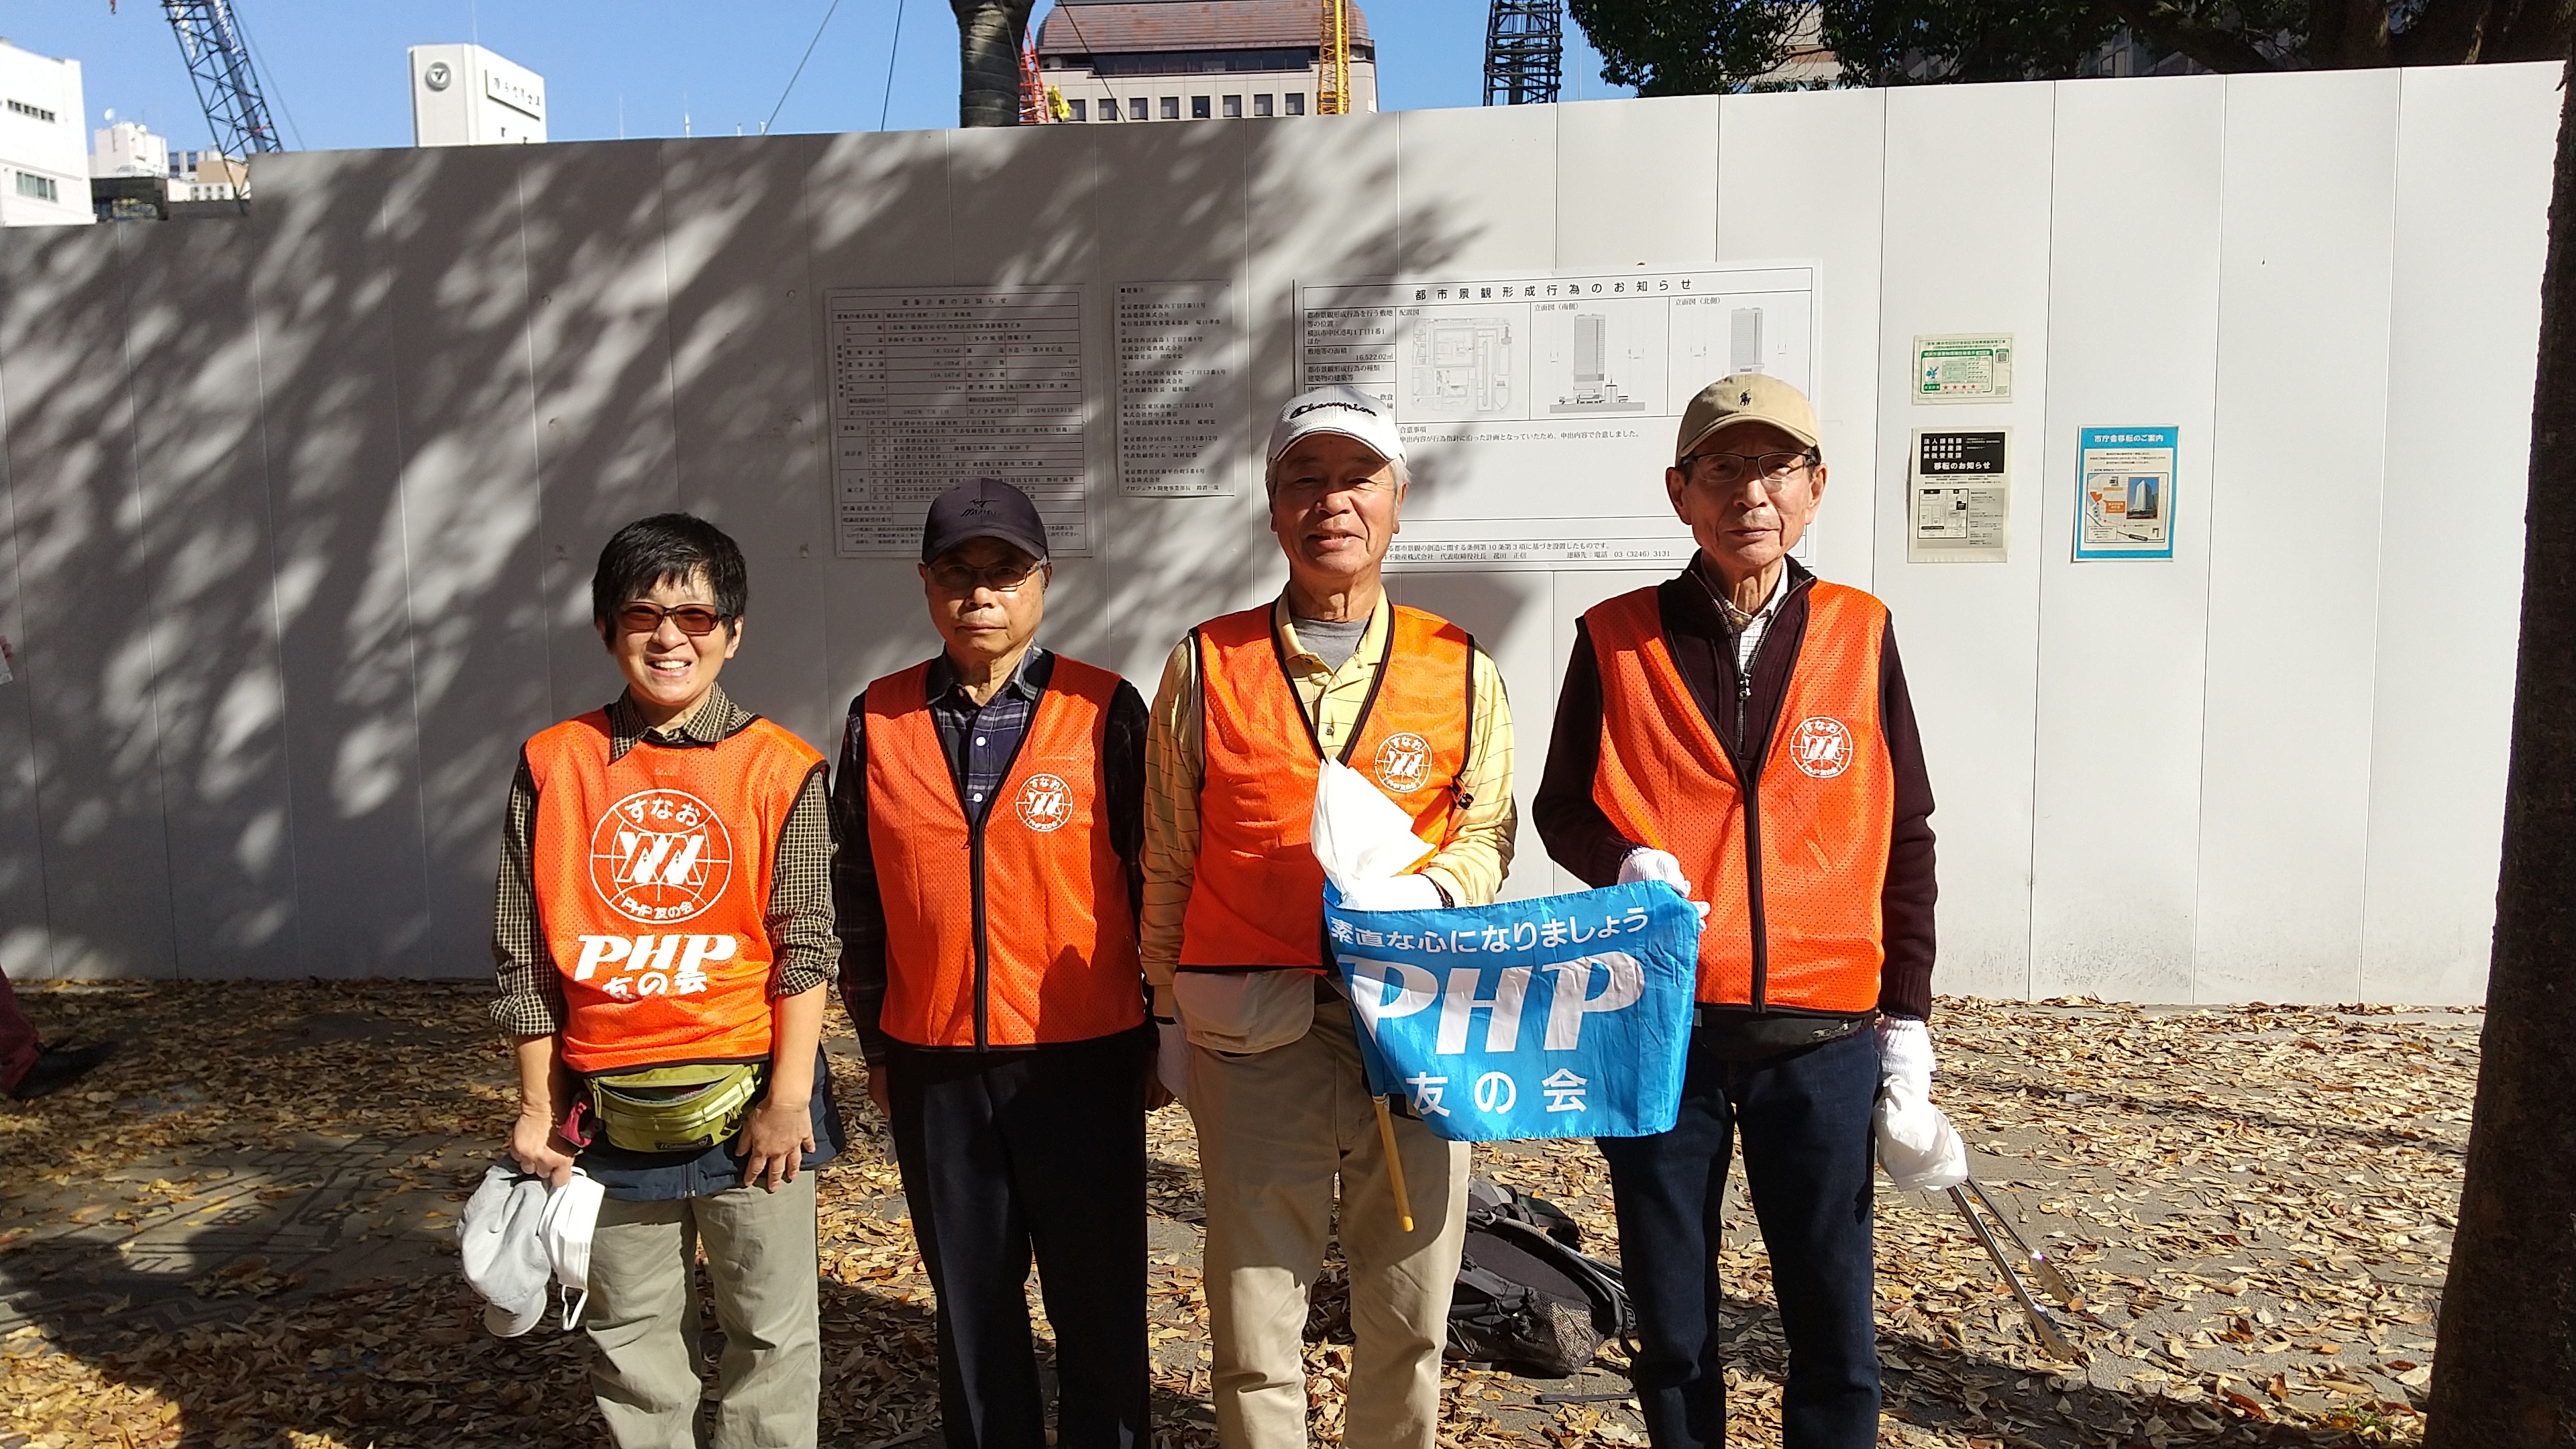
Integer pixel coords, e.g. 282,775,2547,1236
1673,374,1820,464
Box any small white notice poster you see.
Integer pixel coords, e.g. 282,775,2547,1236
1909,428,2011,563
1116,281,1242,497
1913,333,2014,404
825,284,1090,557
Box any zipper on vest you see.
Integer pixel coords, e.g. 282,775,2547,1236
1735,643,1771,1013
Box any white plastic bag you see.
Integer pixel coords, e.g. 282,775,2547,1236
1309,757,1438,893
1875,1080,1970,1191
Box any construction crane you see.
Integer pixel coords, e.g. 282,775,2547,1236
160,0,283,168
1317,0,1351,115
1483,0,1564,105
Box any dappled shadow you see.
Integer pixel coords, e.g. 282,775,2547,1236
0,112,1495,1443
0,110,1497,987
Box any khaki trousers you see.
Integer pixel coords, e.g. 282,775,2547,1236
1189,995,1470,1449
584,1171,820,1449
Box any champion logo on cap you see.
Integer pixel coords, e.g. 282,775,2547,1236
1289,399,1380,421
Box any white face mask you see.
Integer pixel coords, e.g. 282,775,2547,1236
539,1169,606,1330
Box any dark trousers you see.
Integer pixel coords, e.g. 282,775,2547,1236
885,1030,1151,1449
1597,1028,1880,1449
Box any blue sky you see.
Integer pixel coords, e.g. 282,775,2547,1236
0,1,1631,155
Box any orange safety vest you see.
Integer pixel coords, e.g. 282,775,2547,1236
863,656,1146,1049
1585,581,1894,1014
525,709,824,1075
1180,603,1475,971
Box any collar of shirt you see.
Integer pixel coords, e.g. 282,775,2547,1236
604,682,751,762
1678,553,1809,639
926,645,1053,708
1271,592,1389,684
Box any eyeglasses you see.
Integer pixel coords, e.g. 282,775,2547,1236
926,559,1047,594
1682,449,1818,489
613,602,727,637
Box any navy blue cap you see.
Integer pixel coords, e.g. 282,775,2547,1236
920,478,1049,564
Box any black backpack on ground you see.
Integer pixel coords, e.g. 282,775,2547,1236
1445,1179,1635,1378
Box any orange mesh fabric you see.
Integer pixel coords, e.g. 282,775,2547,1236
1585,582,1892,1012
866,657,1146,1049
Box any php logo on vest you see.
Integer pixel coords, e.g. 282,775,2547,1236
1014,773,1074,833
590,788,735,923
1789,717,1855,780
1374,732,1433,794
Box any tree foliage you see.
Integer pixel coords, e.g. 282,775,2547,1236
1567,0,2573,91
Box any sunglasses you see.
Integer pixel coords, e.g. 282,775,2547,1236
612,602,728,637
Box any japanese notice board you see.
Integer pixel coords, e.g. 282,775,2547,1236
1909,427,2012,564
1297,266,1821,570
2075,426,2178,560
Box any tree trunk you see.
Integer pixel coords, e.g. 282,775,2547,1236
2424,50,2576,1449
953,0,1036,127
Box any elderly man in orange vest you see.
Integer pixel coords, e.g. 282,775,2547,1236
1535,376,1941,1449
493,513,842,1448
1143,386,1518,1449
834,478,1156,1449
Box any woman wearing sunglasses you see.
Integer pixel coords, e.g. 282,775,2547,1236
488,512,843,1448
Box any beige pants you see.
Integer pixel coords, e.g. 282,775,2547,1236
1189,995,1470,1449
584,1171,820,1449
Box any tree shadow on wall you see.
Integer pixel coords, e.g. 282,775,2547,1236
0,115,1499,1445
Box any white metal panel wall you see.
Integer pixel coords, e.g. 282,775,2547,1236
118,217,303,977
0,69,2553,1000
1715,87,1886,588
244,152,435,975
386,144,551,978
2358,64,2560,1004
2028,76,2227,1001
2195,70,2403,1002
0,225,178,977
1872,82,2060,1000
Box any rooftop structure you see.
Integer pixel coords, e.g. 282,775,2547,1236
408,44,547,147
1033,0,1377,123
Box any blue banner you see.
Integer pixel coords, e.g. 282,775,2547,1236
1326,880,1701,1143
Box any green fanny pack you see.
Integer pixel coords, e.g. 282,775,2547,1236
586,1061,766,1155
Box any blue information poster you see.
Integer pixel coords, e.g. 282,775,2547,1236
2075,426,2178,561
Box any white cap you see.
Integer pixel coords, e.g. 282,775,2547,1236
1266,385,1406,470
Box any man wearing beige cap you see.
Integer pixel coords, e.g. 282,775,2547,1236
1534,375,1941,1449
1142,384,1517,1447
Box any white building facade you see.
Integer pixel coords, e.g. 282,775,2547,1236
1034,0,1377,123
408,44,547,147
0,41,93,226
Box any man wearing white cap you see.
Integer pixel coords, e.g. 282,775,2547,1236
1141,385,1517,1447
1535,374,1942,1448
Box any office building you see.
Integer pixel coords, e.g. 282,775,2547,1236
408,44,547,147
0,40,93,227
1034,0,1377,123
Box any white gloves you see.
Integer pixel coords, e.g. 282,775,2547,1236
1618,849,1711,922
1336,873,1445,912
1874,1016,1968,1191
1156,1020,1191,1108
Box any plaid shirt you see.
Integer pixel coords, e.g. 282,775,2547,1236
488,684,837,1038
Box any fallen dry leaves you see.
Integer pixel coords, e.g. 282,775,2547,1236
0,985,2474,1447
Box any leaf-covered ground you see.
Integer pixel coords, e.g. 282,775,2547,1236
0,983,2474,1447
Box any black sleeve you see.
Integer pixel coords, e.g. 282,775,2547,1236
1104,679,1149,923
1877,617,1939,1020
1534,618,1646,888
828,696,894,1066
